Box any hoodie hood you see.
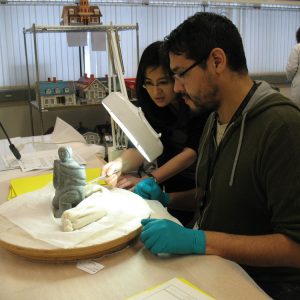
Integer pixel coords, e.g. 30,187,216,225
240,81,299,119
196,80,300,189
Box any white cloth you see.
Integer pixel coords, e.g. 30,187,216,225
0,184,151,249
286,43,300,106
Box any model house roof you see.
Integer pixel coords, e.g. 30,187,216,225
76,74,108,92
38,80,76,96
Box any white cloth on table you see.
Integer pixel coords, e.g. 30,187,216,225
0,184,151,249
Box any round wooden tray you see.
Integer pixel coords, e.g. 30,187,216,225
0,188,149,262
0,223,141,262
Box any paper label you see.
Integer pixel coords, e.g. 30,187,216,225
76,260,104,274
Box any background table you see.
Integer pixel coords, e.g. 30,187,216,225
0,137,270,300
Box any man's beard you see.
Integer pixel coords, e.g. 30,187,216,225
184,86,220,113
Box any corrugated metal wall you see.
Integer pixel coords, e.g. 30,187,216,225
0,2,300,87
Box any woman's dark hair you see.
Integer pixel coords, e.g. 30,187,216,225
136,41,172,106
135,41,179,132
164,12,248,74
296,27,300,44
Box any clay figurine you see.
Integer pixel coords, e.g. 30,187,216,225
52,146,86,218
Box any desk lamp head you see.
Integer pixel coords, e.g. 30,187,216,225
102,92,163,162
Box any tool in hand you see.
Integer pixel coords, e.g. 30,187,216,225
88,170,119,184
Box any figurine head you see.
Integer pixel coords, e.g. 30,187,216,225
58,146,73,162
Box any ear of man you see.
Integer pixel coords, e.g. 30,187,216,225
209,48,226,74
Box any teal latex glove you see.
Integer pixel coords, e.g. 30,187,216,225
140,218,206,255
133,178,170,207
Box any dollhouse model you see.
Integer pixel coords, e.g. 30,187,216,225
124,78,137,100
76,73,108,104
83,132,101,144
61,0,102,26
37,78,77,109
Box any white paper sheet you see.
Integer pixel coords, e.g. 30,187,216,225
66,32,87,47
0,184,151,248
127,278,215,300
1,118,106,172
91,32,106,51
50,117,87,144
16,149,86,172
0,137,22,171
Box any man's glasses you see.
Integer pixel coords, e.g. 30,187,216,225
172,61,199,81
143,80,172,91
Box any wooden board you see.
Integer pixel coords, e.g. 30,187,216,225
0,223,141,262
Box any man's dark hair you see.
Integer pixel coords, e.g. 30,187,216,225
296,27,300,44
164,12,248,74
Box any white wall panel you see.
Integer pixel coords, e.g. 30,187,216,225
239,9,300,74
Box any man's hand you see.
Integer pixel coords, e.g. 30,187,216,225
141,218,206,255
133,178,170,207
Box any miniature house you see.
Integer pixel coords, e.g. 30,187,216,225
124,78,137,100
76,73,108,104
37,78,77,109
82,131,101,144
61,0,102,26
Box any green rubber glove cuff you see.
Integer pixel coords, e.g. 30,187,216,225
161,192,170,207
194,229,206,255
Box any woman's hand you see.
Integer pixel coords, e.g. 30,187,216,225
117,175,143,190
101,160,122,187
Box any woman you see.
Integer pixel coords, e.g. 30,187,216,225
102,41,209,225
286,27,300,106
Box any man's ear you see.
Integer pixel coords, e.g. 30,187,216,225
210,48,226,73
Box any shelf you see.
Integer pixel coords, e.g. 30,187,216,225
30,101,102,112
24,23,139,136
24,24,138,34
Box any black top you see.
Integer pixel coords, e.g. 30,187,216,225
132,98,210,193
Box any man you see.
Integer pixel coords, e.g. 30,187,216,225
133,12,300,298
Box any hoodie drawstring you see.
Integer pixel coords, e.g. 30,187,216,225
229,112,248,186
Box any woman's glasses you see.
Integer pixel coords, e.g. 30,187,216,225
143,79,172,91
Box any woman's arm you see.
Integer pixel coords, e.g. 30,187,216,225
101,148,144,186
118,147,197,190
118,148,145,173
151,147,197,183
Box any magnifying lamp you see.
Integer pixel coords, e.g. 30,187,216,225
102,92,163,162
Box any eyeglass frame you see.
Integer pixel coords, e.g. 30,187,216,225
172,61,200,81
142,80,173,90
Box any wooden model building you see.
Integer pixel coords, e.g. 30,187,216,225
61,0,102,26
37,78,77,109
82,132,101,144
76,73,108,104
124,78,137,100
